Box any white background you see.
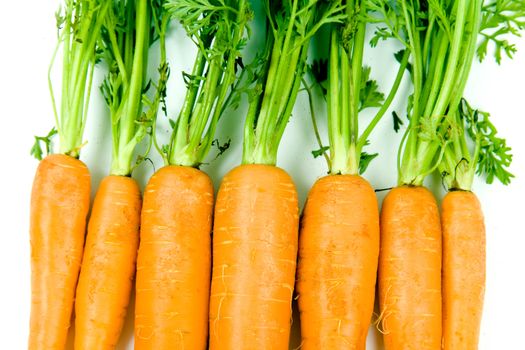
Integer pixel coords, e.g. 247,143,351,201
1,1,524,349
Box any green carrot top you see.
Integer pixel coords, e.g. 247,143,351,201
158,0,252,168
305,0,409,176
369,0,524,189
241,0,345,166
99,0,169,176
32,0,110,160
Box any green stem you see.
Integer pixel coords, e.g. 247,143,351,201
430,0,468,119
54,1,109,157
243,0,341,165
350,13,366,143
357,49,409,150
399,0,424,183
303,79,330,168
328,29,341,168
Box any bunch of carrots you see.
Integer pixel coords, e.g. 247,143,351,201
28,0,524,349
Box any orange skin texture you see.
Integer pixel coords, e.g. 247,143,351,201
209,164,299,350
378,186,442,350
297,174,379,350
135,166,213,350
74,175,141,350
442,191,485,350
29,154,91,350
297,175,379,350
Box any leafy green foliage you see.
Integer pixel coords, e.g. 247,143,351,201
359,152,378,174
460,99,514,185
359,66,385,111
31,128,58,161
241,0,345,165
368,0,523,187
312,146,330,158
478,0,525,63
299,2,410,175
319,1,410,175
367,0,407,47
166,0,251,59
392,111,403,133
98,0,170,175
163,0,252,167
48,0,111,157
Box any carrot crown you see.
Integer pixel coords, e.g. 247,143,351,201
31,0,110,160
305,1,409,175
370,0,523,188
437,1,525,190
100,0,169,176
157,0,252,168
240,0,345,166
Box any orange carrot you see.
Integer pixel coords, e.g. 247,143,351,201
135,166,213,349
209,164,299,350
75,0,168,346
297,174,379,349
442,190,485,350
74,175,141,350
29,154,91,349
378,186,442,350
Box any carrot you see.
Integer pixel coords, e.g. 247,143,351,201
135,166,213,349
29,154,91,349
207,2,341,348
133,2,250,348
209,164,298,349
437,95,516,350
378,186,442,350
28,1,109,347
368,1,524,348
73,2,169,348
296,1,408,347
441,190,485,350
297,175,379,349
74,176,141,349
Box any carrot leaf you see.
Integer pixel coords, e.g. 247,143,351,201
99,0,169,176
48,0,111,158
375,0,524,188
312,146,330,159
359,66,385,111
392,111,403,133
161,0,252,167
478,0,525,63
241,0,346,166
31,128,58,161
368,0,522,187
311,1,409,175
359,151,378,174
439,98,514,190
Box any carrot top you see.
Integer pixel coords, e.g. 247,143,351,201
304,1,409,175
98,0,169,176
156,0,252,168
31,0,110,160
240,0,345,166
370,0,524,187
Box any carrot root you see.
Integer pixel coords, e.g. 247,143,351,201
297,174,379,350
135,166,213,350
442,190,485,350
209,164,299,350
29,154,91,350
378,186,442,350
74,175,141,350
